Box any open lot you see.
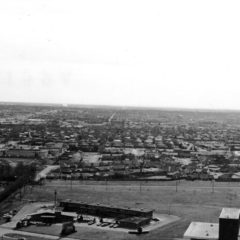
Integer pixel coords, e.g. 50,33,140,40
12,180,240,240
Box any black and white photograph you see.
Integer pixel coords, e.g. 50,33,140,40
0,0,240,239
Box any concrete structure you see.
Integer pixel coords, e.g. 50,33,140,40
184,222,219,240
2,234,24,240
59,201,153,219
118,216,151,229
184,208,240,240
219,208,240,240
27,210,74,224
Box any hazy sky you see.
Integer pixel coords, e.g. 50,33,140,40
0,0,240,109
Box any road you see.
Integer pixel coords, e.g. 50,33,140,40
0,227,58,239
45,180,240,191
0,226,183,240
84,112,116,126
35,165,60,182
108,112,116,123
0,227,80,240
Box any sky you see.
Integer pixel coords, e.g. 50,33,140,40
0,0,240,110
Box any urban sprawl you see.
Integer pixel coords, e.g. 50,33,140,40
1,104,240,183
2,104,240,240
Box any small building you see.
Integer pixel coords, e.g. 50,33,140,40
118,216,151,229
28,210,74,224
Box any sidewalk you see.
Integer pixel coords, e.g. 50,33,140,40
0,227,77,240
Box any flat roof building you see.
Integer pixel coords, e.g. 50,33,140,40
59,201,153,219
184,222,219,240
184,208,240,240
219,208,240,240
219,208,240,220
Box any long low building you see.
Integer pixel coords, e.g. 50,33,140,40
5,148,38,158
59,201,153,219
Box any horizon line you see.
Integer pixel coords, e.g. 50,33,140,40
1,100,240,113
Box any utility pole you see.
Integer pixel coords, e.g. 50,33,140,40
175,180,178,192
212,179,215,193
59,157,61,179
105,178,108,191
168,203,171,215
54,190,57,208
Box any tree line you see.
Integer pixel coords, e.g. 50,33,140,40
0,162,36,202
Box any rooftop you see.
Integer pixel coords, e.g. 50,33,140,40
61,200,153,213
219,208,240,220
184,222,218,240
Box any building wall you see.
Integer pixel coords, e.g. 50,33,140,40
119,217,151,229
6,149,37,158
30,212,73,224
219,218,239,240
60,201,153,219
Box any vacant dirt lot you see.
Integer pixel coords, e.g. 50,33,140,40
19,180,240,239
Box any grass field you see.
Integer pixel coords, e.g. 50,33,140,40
20,180,240,239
